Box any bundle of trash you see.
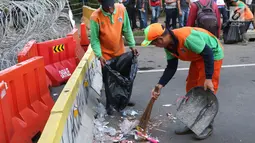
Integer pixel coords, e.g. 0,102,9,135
93,103,160,143
103,51,138,111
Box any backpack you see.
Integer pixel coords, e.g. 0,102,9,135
195,0,218,37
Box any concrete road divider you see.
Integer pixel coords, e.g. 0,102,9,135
38,45,103,143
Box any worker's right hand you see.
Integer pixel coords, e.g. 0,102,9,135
151,84,163,100
99,57,106,67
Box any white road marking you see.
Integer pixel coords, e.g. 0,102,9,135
138,63,255,73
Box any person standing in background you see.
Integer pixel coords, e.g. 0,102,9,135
216,0,228,25
149,0,163,24
186,0,221,38
252,0,255,28
178,0,190,27
137,0,148,29
246,0,254,28
225,0,254,45
123,0,139,30
165,0,178,29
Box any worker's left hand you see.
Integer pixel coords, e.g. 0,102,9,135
204,79,214,92
130,48,139,56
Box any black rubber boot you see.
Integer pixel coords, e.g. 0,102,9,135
175,126,193,135
127,101,136,107
106,106,114,115
194,124,213,140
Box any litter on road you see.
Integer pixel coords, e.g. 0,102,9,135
154,128,167,133
121,109,139,117
162,104,172,107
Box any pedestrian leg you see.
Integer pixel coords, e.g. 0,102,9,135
171,8,178,29
165,8,171,29
156,6,161,23
151,6,156,24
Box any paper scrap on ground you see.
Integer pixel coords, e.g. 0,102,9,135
162,104,172,107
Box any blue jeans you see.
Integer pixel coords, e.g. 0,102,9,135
139,9,148,29
151,6,160,23
178,8,189,27
218,7,228,25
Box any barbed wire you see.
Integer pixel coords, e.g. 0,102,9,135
0,0,73,70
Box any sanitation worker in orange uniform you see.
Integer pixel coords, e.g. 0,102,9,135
90,0,138,115
142,23,224,140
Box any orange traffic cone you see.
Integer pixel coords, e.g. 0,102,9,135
80,23,90,46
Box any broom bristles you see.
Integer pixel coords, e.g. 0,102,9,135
138,86,159,133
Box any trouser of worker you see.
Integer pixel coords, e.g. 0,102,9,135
240,21,252,42
186,59,223,95
102,67,112,109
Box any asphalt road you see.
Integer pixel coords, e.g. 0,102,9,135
124,42,255,143
50,41,255,143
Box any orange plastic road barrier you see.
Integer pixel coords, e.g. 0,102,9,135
17,40,38,62
67,28,86,61
0,82,14,143
80,23,90,47
18,36,78,86
17,41,52,87
0,57,54,143
37,36,77,86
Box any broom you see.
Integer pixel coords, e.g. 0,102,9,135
137,85,159,134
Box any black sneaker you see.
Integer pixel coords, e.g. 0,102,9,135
175,126,193,135
194,125,213,140
106,107,114,115
127,101,136,107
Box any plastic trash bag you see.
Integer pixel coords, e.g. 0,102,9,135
223,21,241,44
103,52,138,111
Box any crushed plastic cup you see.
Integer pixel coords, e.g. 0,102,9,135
119,119,139,134
121,109,139,117
96,103,107,118
107,127,117,136
166,113,177,122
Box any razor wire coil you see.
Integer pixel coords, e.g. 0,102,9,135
0,0,73,70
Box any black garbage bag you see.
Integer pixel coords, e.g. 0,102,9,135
223,21,241,44
103,52,138,111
